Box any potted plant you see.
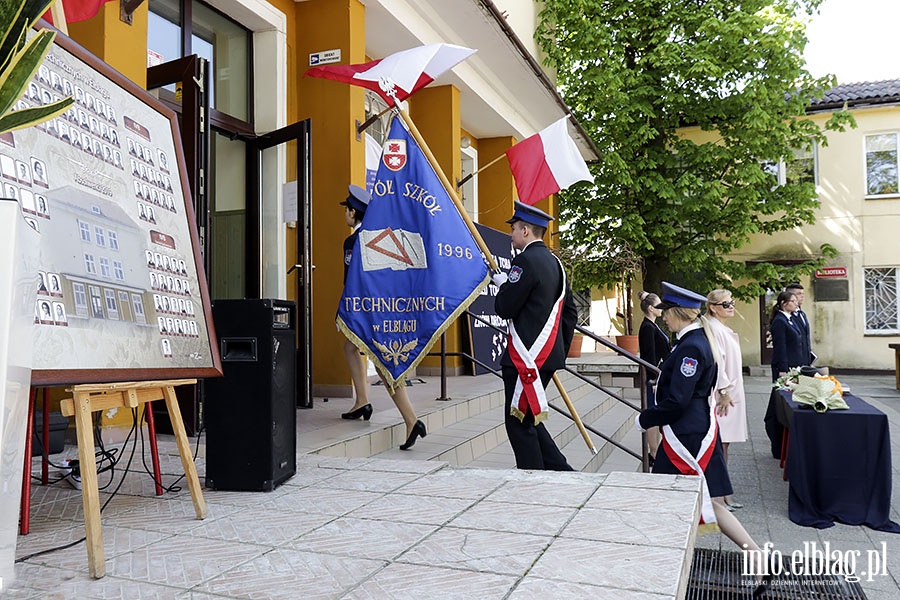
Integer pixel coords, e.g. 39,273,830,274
0,0,74,133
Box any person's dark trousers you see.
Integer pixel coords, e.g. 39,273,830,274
502,366,574,471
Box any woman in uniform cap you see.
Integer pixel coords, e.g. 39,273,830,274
338,185,426,449
635,282,772,598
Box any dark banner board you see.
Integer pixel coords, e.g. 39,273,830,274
466,223,514,375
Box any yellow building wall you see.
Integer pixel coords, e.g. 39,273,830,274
68,3,149,88
477,137,517,232
295,0,367,396
681,105,900,370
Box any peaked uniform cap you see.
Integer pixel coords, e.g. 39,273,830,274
340,184,370,213
505,200,554,228
655,281,707,310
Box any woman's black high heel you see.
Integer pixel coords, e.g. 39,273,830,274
752,554,779,599
399,420,426,450
341,404,373,421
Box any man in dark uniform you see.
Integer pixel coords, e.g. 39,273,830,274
493,201,577,470
785,283,814,365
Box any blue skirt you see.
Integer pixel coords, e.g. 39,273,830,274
652,432,733,498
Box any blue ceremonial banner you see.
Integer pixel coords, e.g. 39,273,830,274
337,117,490,387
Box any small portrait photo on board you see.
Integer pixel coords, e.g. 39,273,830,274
145,249,155,267
37,271,48,295
27,82,39,101
19,189,35,214
161,338,172,358
158,149,168,172
53,302,68,326
24,217,39,233
149,271,158,289
38,300,53,324
158,316,167,334
48,272,62,296
36,195,48,217
38,64,50,84
31,158,48,187
1,154,16,180
58,121,70,143
4,182,18,203
153,294,162,311
50,71,62,92
15,160,30,185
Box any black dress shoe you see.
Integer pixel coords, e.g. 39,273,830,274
399,420,426,450
341,404,373,421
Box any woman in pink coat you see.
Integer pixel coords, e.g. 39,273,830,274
706,289,748,510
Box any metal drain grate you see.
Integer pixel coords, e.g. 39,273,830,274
687,549,868,599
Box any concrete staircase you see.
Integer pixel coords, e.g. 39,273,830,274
309,358,645,474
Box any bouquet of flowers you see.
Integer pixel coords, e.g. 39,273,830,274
790,374,848,413
772,366,803,391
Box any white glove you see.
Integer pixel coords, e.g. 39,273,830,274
492,272,508,287
633,413,646,432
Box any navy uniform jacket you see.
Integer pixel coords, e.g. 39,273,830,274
794,308,813,363
638,327,717,435
770,312,806,374
638,317,670,370
495,240,577,373
342,229,359,284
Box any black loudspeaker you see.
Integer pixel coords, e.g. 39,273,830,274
205,299,296,491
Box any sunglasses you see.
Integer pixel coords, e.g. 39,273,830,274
713,301,735,309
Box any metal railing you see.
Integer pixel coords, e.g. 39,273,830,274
430,311,661,471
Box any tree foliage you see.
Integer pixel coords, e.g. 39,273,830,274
536,0,854,300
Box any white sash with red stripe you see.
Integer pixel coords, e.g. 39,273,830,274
507,256,566,424
660,402,719,525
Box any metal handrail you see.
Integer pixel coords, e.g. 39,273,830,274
429,310,664,471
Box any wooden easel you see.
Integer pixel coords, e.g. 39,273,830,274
59,379,206,578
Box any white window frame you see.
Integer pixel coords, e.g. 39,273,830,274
94,226,106,247
864,266,899,334
72,282,88,317
104,289,119,319
99,257,111,278
79,221,91,242
84,253,96,274
762,145,819,187
864,133,900,198
131,294,146,324
113,260,125,280
108,230,119,250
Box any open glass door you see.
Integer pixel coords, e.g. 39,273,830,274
247,121,313,407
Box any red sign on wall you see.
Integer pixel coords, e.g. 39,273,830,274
815,267,847,278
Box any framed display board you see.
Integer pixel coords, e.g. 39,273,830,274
4,25,221,385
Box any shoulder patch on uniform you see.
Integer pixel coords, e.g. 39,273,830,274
344,249,353,266
680,357,698,377
508,266,523,283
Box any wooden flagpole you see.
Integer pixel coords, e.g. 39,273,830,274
456,153,506,189
50,1,69,36
394,106,597,455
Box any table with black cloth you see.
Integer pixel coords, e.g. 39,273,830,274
764,388,900,532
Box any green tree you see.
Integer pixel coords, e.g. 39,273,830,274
536,0,854,300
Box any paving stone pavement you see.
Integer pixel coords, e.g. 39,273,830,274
5,367,900,599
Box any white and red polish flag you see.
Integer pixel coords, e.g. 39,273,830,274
505,116,594,206
305,43,475,104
